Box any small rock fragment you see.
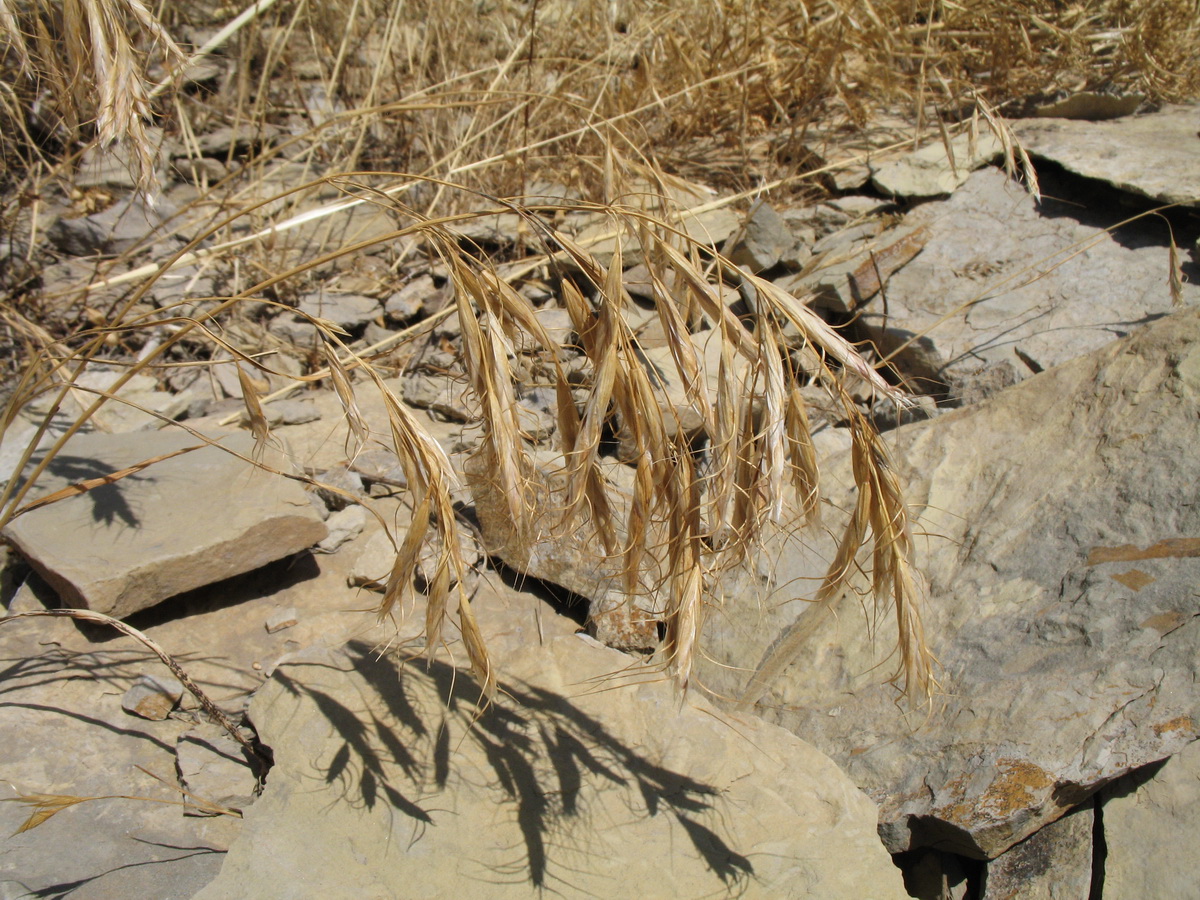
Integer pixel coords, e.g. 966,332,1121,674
313,466,365,511
46,196,168,256
870,132,1004,199
348,529,394,589
268,399,321,426
384,275,435,322
176,724,260,816
317,506,367,553
265,607,299,634
402,373,478,422
727,199,795,273
122,673,185,720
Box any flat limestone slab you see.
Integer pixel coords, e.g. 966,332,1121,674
3,430,327,618
700,308,1200,859
1099,740,1200,899
856,167,1199,400
1014,104,1200,207
194,634,909,900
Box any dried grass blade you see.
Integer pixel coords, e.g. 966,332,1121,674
745,273,905,404
1169,230,1185,307
785,386,820,523
457,592,496,704
380,495,430,622
237,364,269,459
321,343,369,459
425,545,451,656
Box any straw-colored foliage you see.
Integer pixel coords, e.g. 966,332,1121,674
1,0,1197,708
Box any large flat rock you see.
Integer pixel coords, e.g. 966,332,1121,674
857,168,1199,400
3,430,327,618
1098,739,1200,898
194,634,908,900
699,308,1200,859
1013,104,1200,207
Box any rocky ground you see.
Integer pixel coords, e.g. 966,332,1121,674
1,102,1198,899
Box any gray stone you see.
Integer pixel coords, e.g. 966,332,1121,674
981,801,1094,899
699,309,1200,859
532,305,576,347
348,520,481,592
2,430,328,618
267,314,321,345
190,123,284,158
176,724,260,815
384,274,435,321
172,156,229,185
871,132,1005,198
448,211,524,244
296,290,380,330
275,200,399,260
317,505,366,553
826,195,895,219
326,255,393,297
1099,740,1200,899
569,179,739,264
728,200,795,273
145,264,218,310
1014,104,1200,206
348,449,408,489
0,610,241,898
401,372,478,422
347,527,394,589
780,223,928,314
193,635,908,900
313,466,365,510
855,168,1200,397
46,195,167,256
268,398,321,426
70,365,183,432
121,672,184,720
264,607,299,634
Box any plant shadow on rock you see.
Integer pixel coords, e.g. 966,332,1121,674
271,640,755,894
14,452,150,529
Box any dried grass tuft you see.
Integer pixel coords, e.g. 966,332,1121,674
4,0,1194,710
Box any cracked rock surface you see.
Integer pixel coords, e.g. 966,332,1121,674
699,307,1200,859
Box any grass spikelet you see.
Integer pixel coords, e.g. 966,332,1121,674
1168,228,1185,307
446,247,528,542
424,542,452,657
661,444,704,693
236,363,269,461
706,322,740,550
321,343,369,460
739,399,934,707
457,592,496,704
784,384,820,524
379,494,430,623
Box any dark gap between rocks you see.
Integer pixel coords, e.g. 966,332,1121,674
119,551,323,634
1031,158,1200,271
1090,791,1107,900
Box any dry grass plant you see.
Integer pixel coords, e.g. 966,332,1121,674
2,0,1198,718
0,163,935,705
